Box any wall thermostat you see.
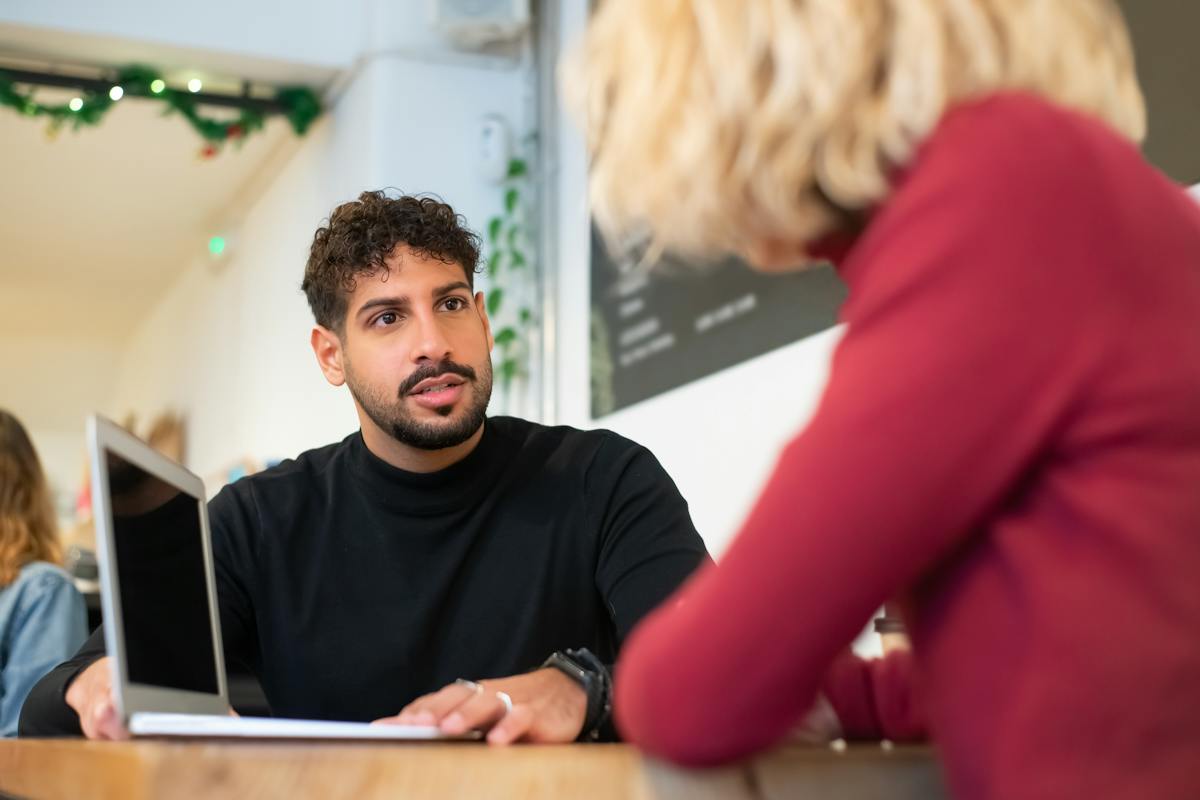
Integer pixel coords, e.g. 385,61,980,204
479,115,512,183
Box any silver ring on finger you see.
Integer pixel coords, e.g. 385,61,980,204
495,690,513,717
454,678,483,694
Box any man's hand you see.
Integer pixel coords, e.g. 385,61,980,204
372,668,587,745
65,657,129,741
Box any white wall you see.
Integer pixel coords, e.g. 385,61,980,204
110,42,530,485
0,337,122,517
549,0,842,558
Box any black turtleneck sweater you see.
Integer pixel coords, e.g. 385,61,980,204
20,417,709,736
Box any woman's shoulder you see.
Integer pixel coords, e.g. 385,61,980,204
0,562,80,637
6,561,78,599
870,90,1174,269
918,91,1149,202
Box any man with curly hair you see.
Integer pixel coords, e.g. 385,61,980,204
21,191,709,745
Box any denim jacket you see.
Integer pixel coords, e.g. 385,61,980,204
0,561,87,736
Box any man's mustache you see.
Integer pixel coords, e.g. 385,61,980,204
398,360,477,397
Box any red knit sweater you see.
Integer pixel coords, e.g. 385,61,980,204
614,94,1200,800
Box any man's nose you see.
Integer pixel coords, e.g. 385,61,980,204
411,314,452,364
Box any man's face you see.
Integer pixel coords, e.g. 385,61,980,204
336,246,494,451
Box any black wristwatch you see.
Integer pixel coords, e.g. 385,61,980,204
541,647,612,741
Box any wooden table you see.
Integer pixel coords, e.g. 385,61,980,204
0,739,946,799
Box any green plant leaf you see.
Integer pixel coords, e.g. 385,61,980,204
487,251,501,277
510,251,526,269
519,308,532,324
487,217,502,243
494,327,517,346
500,358,519,384
506,158,527,178
487,288,504,316
504,187,519,214
506,225,520,249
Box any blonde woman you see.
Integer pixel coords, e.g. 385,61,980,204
0,410,86,737
565,2,1200,797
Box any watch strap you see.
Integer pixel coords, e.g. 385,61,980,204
541,648,612,741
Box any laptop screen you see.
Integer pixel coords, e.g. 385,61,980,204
105,447,220,695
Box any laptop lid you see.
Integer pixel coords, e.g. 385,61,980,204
88,414,230,722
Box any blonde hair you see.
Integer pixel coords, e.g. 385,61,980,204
563,0,1146,260
0,410,61,587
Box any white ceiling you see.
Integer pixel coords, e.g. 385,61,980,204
0,20,340,347
0,100,295,344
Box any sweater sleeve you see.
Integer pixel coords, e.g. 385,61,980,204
612,127,1103,765
206,482,260,673
589,437,712,645
17,625,103,737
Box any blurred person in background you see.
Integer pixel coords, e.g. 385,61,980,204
565,1,1200,798
0,410,87,737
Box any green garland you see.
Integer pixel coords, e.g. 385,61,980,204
0,64,321,156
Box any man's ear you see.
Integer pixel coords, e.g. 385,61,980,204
311,325,346,386
476,291,495,351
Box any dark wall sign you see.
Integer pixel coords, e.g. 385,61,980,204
590,227,847,417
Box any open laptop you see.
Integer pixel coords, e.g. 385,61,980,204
87,413,473,740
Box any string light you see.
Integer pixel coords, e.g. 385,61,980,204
0,66,322,152
208,236,227,256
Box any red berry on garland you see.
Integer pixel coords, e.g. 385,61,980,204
226,123,244,140
199,143,218,159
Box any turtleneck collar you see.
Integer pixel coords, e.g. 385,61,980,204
345,420,503,516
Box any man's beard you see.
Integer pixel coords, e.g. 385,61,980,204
346,357,493,451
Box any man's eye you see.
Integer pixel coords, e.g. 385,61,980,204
375,311,399,326
443,298,465,311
